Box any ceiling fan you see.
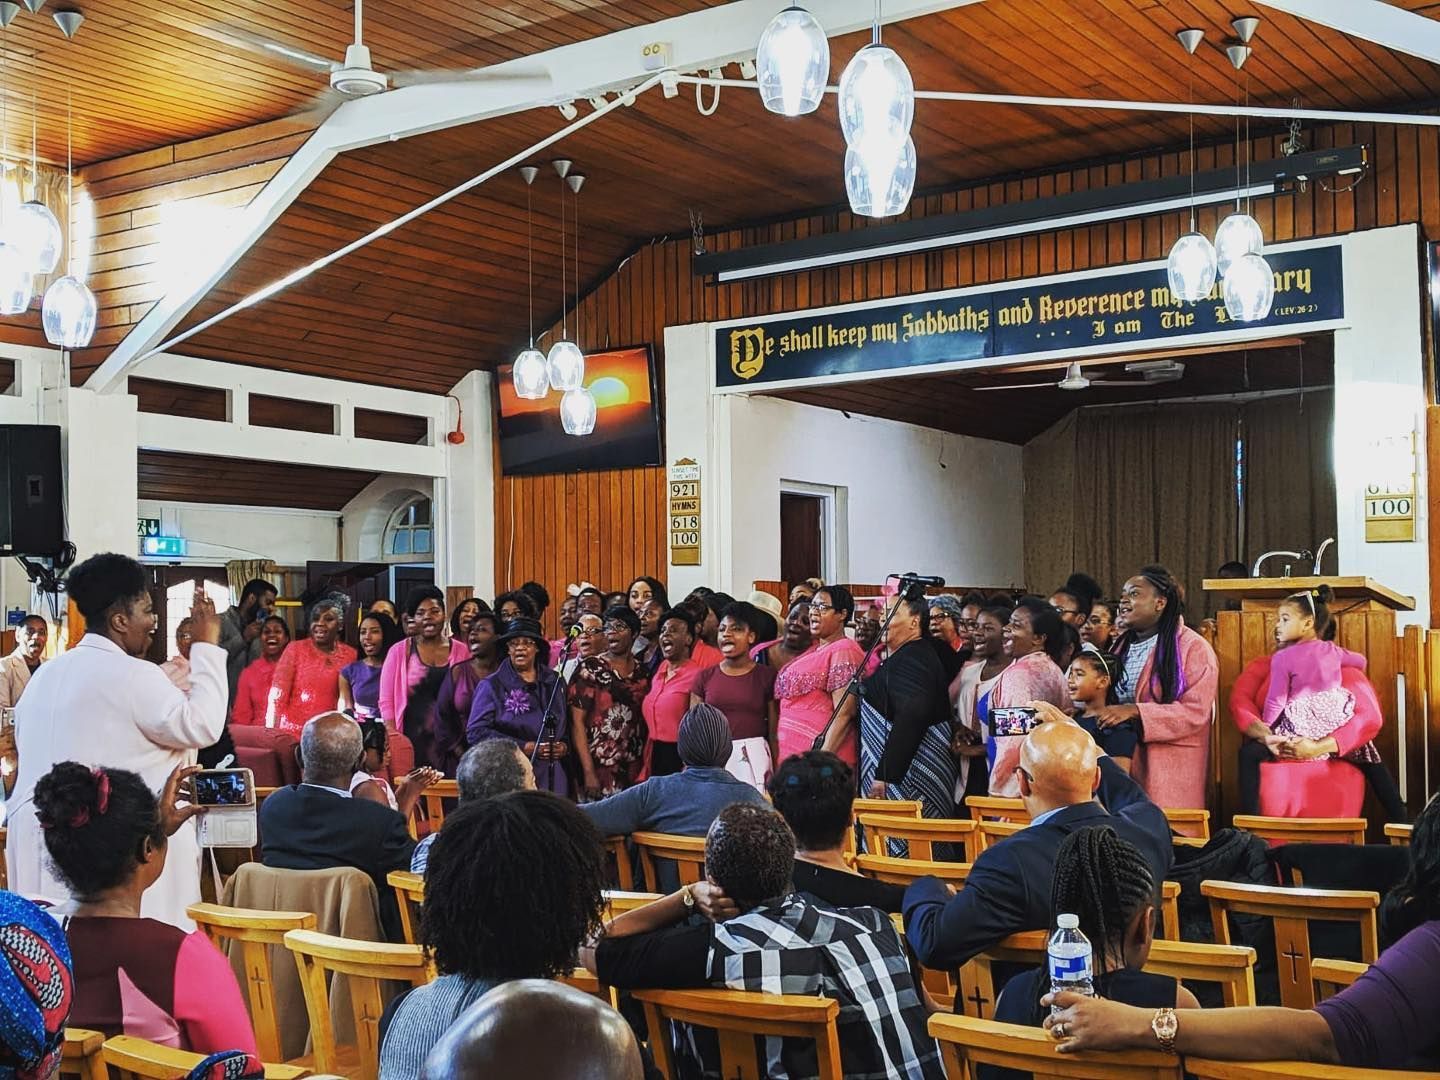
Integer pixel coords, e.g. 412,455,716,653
975,359,1186,392
209,0,551,106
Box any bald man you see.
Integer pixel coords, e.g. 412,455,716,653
259,711,415,939
903,711,1171,981
421,980,643,1080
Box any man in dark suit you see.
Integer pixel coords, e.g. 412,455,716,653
260,711,415,938
904,713,1172,977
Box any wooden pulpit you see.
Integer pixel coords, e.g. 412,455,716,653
1202,577,1416,826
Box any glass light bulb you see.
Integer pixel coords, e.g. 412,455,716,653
13,200,61,275
838,44,914,149
512,347,550,400
560,386,597,436
546,339,585,392
1214,212,1264,278
757,5,829,117
0,241,34,315
1166,231,1218,303
1223,253,1276,322
844,134,916,218
41,275,97,347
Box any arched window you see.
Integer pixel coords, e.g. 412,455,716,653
386,497,433,557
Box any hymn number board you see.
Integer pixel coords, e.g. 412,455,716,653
669,460,702,566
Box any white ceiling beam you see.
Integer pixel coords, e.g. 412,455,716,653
1254,0,1440,66
86,0,983,394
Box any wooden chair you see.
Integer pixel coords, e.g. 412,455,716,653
1164,807,1211,842
420,777,459,827
1159,880,1181,940
1186,1056,1436,1080
1312,957,1368,1001
604,889,664,915
1232,815,1367,847
631,831,707,891
856,813,980,862
929,1013,1183,1080
604,834,636,890
60,1029,106,1080
100,1036,310,1079
1384,822,1413,845
1201,880,1379,1009
965,795,1031,823
386,869,424,945
853,853,971,887
283,929,433,1080
186,903,317,1063
976,818,1027,852
634,988,842,1080
847,797,921,859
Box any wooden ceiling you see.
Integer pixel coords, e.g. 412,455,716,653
146,0,1440,391
774,336,1335,444
137,449,377,510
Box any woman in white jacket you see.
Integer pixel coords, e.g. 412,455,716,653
4,552,226,930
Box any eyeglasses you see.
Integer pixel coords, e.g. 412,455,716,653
957,619,979,631
1052,605,1080,617
579,626,605,636
808,602,835,613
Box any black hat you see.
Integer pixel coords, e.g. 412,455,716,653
497,617,548,649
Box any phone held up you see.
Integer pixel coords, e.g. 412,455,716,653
192,767,258,848
991,706,1039,738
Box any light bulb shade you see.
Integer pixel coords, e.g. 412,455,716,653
1223,253,1276,322
844,135,916,218
546,339,586,392
13,200,62,275
560,386,597,436
757,5,829,116
838,44,914,149
1214,212,1264,277
0,242,33,315
512,347,549,400
41,275,97,347
1166,231,1218,303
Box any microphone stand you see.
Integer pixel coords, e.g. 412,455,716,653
811,579,919,753
533,629,579,793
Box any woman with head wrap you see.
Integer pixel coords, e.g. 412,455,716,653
0,890,73,1080
264,592,357,734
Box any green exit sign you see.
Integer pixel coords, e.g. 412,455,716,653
137,517,161,538
141,536,187,557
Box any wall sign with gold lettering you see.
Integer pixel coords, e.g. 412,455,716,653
1363,428,1417,543
669,460,702,566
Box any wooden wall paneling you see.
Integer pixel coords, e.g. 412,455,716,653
1399,625,1427,811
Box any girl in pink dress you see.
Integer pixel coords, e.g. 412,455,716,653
774,586,864,767
1263,586,1372,758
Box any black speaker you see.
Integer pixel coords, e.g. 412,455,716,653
0,424,65,558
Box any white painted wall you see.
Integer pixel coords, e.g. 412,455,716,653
136,500,340,568
340,474,434,563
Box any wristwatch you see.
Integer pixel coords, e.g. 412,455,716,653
1151,1008,1178,1054
681,884,696,910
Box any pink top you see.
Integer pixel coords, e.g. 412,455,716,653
774,638,863,767
230,655,278,726
643,658,706,743
1128,620,1218,810
378,637,471,731
987,651,1071,797
265,638,357,733
1262,639,1367,728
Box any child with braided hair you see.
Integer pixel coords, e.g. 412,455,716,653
994,825,1198,1034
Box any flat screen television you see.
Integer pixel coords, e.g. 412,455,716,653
496,344,663,476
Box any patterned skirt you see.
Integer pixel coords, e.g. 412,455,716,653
1275,687,1378,762
859,701,959,857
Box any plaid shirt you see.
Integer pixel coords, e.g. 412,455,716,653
685,894,943,1080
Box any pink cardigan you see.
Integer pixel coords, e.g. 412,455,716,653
1128,620,1218,810
378,638,471,731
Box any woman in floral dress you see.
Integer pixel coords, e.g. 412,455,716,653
569,606,651,800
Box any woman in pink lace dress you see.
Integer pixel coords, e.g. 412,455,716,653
775,586,864,767
264,596,357,734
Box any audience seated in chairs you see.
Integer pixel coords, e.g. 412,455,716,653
379,790,610,1080
421,980,644,1080
33,761,257,1055
409,738,536,873
768,750,905,913
349,718,441,816
259,712,414,940
0,890,74,1079
580,704,768,891
583,802,944,1079
904,706,1172,978
1046,791,1440,1071
994,826,1199,1034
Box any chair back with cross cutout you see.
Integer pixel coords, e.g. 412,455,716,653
99,1035,310,1079
1200,879,1378,1009
634,988,842,1080
856,813,980,862
59,1029,106,1080
283,929,432,1080
186,903,317,1063
929,1014,1184,1080
847,797,921,859
632,831,707,891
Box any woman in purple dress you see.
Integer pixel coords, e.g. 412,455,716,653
466,618,571,797
339,611,402,721
433,610,500,776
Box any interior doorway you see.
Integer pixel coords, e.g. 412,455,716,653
780,493,824,586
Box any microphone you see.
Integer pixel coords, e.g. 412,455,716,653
566,622,584,638
897,572,946,588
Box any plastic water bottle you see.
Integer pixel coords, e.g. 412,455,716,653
1048,913,1094,1016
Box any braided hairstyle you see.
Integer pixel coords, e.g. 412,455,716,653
1035,825,1156,1019
1117,565,1185,704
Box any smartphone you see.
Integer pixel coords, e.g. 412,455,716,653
192,768,253,807
991,706,1039,738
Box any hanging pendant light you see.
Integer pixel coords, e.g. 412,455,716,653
0,240,32,314
560,386,597,436
837,43,913,148
511,165,548,399
1223,252,1275,321
15,93,59,274
1165,30,1216,304
545,160,585,393
844,134,915,218
756,5,829,116
42,90,95,347
1214,211,1263,278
